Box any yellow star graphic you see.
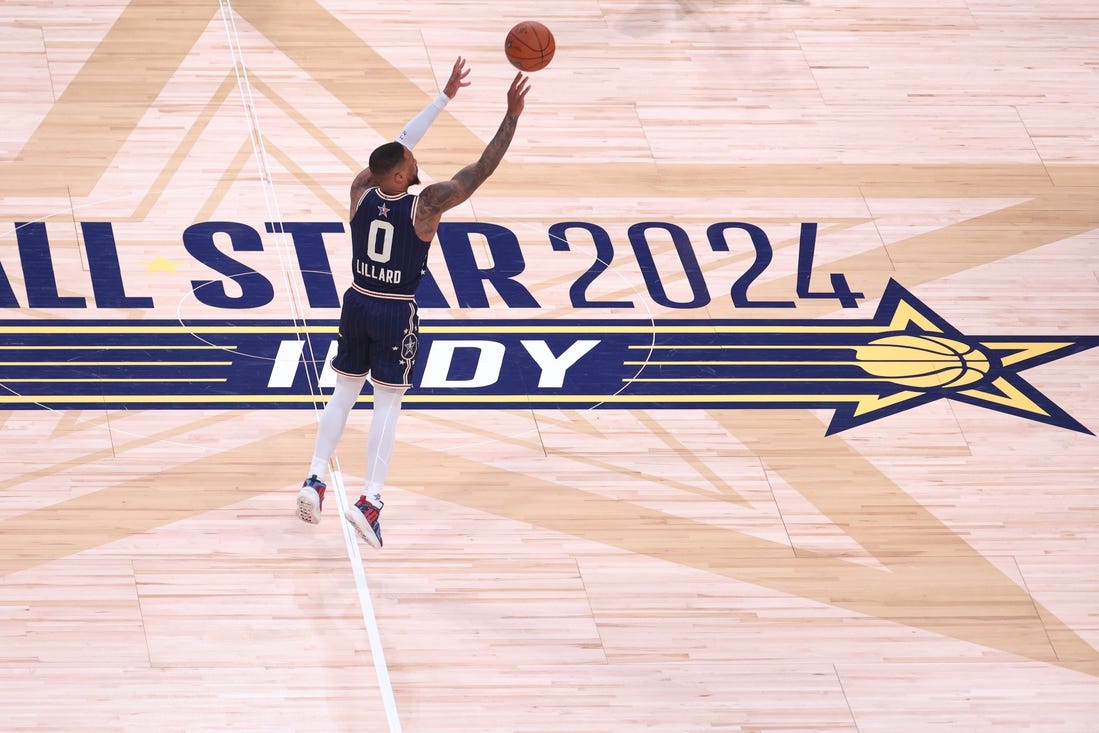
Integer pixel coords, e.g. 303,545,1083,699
139,255,181,273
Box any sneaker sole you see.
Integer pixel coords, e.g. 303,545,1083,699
344,509,382,549
297,487,321,524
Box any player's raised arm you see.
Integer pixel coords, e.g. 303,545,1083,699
350,57,472,220
397,56,470,150
414,72,530,241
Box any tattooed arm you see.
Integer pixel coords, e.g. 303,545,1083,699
414,72,530,242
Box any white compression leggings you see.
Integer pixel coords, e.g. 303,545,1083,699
309,373,405,502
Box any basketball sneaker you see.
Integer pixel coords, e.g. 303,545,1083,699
297,475,326,524
345,496,383,548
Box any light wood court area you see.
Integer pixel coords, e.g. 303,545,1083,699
1,1,1098,731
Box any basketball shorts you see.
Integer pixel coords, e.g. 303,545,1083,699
330,288,420,388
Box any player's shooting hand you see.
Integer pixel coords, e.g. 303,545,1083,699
507,72,530,118
443,56,471,99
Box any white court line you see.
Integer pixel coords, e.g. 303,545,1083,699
329,471,401,731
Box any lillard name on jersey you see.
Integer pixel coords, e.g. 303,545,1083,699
349,187,431,299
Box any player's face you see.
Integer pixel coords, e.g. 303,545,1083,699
406,150,421,186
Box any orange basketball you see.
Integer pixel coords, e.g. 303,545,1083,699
505,21,555,72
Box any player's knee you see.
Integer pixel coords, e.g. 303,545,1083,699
335,373,368,392
373,382,408,398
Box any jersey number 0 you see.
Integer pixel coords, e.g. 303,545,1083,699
367,219,394,263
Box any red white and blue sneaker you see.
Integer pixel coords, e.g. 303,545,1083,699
297,475,326,524
345,495,383,548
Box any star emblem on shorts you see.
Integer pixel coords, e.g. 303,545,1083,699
377,203,390,217
401,333,419,360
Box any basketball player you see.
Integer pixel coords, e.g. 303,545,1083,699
296,58,531,548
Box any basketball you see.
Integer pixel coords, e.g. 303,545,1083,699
505,21,555,72
853,334,991,389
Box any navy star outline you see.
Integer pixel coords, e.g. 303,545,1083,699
824,279,1099,435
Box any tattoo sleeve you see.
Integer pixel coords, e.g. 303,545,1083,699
418,114,519,221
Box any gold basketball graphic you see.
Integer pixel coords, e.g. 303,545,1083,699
854,334,991,389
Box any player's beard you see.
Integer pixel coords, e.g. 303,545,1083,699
410,170,421,186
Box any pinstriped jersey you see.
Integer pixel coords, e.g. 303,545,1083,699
349,187,431,299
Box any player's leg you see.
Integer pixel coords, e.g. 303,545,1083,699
344,300,417,547
344,383,404,548
364,382,405,506
298,291,371,524
297,373,367,524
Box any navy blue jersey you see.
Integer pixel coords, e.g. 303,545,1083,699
349,187,431,299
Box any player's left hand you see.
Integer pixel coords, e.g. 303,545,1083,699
506,71,530,119
443,56,471,99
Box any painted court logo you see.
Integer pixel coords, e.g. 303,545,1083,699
3,1,1096,442
2,280,1095,435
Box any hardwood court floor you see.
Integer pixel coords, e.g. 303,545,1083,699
1,1,1098,731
